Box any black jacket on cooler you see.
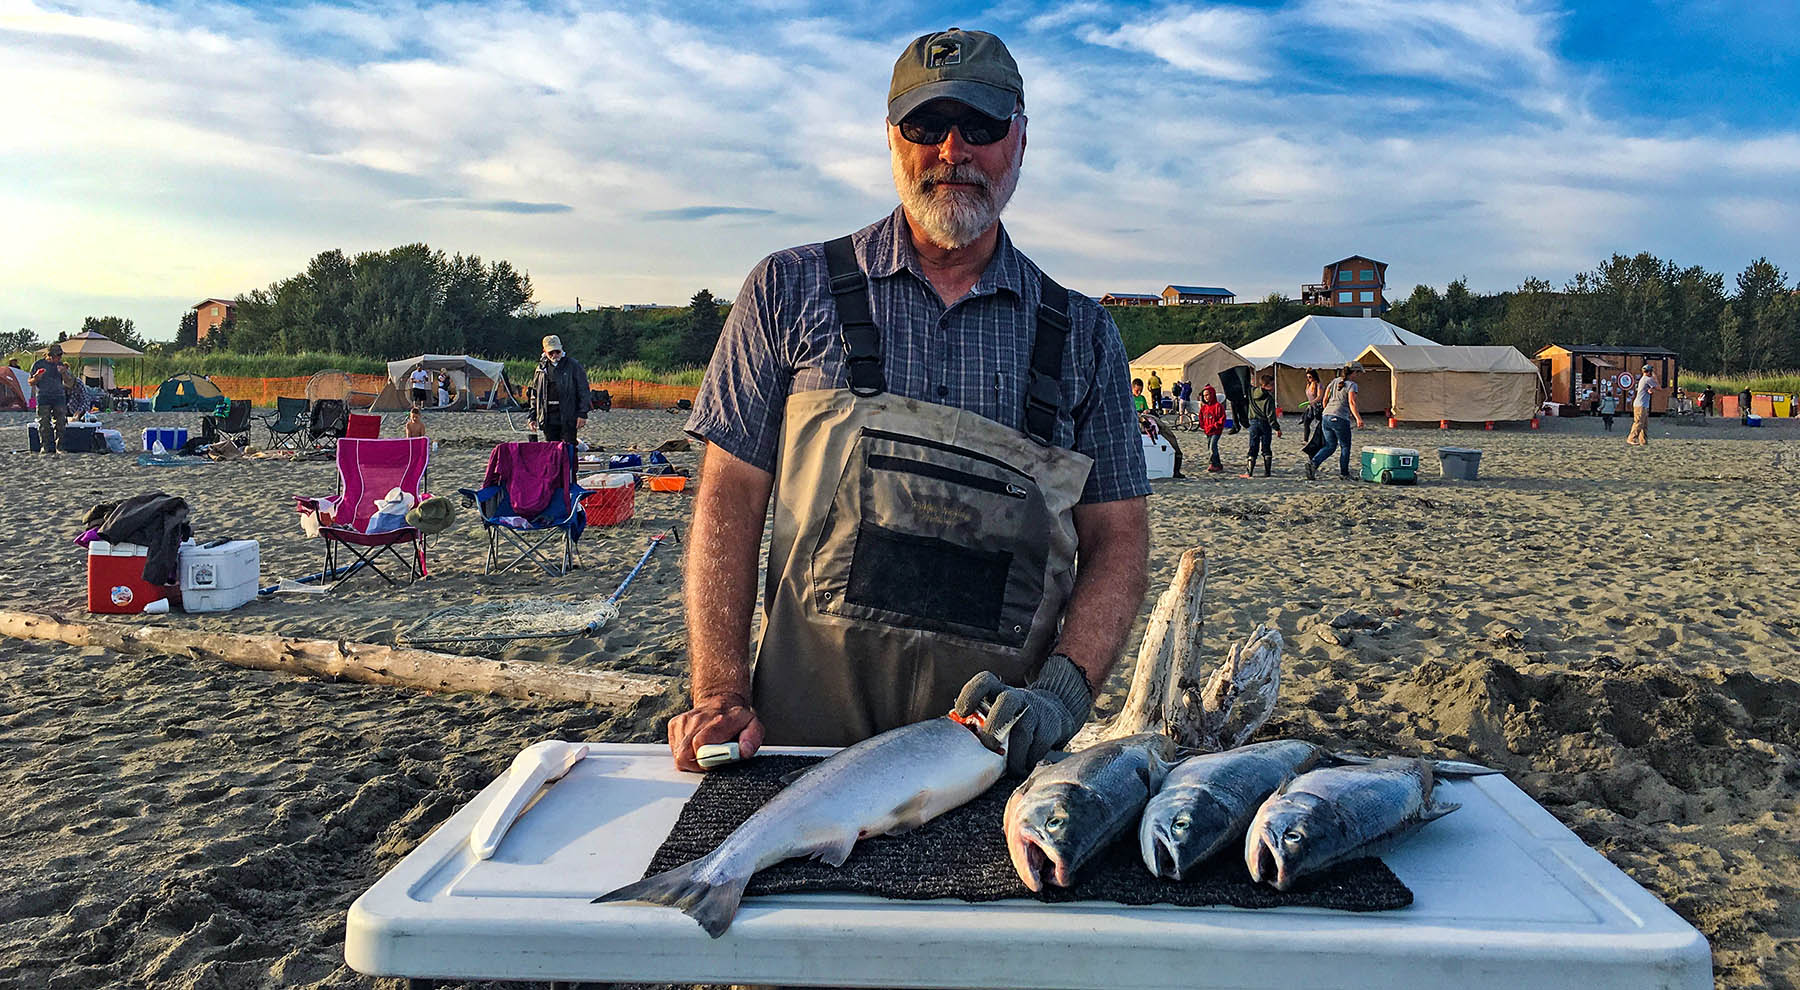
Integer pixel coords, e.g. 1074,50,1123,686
530,355,591,430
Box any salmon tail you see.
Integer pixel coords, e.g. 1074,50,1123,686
593,859,749,939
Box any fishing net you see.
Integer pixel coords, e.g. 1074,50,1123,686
397,596,620,655
397,529,675,655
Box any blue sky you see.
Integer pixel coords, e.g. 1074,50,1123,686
3,0,1796,341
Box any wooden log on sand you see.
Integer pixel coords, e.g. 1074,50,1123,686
0,610,672,709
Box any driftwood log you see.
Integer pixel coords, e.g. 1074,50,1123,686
0,609,672,709
1073,547,1284,752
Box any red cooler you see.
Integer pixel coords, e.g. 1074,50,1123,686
87,541,182,614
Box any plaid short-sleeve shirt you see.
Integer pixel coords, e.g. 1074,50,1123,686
686,208,1150,504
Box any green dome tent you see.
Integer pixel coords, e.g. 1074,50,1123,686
151,372,227,412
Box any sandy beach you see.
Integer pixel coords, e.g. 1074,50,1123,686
1,407,1796,989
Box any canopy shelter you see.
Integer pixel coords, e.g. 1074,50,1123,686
151,372,226,412
372,355,516,412
1235,316,1438,412
1128,342,1253,399
0,368,27,410
53,331,144,394
1355,345,1543,424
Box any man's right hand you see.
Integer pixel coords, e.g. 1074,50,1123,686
669,693,765,772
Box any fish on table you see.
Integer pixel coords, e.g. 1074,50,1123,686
1245,757,1488,892
1139,739,1326,880
1003,732,1174,891
593,713,1014,937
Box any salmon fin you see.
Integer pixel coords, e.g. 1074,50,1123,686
777,768,810,787
1419,799,1461,823
1428,759,1502,778
884,791,936,833
592,859,748,939
806,832,859,868
1039,750,1073,766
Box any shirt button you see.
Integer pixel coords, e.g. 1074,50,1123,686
937,385,949,397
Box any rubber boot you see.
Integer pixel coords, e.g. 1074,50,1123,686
1305,458,1317,481
1240,457,1256,479
1262,458,1271,478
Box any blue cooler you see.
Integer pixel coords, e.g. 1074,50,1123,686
143,427,189,451
1360,446,1419,485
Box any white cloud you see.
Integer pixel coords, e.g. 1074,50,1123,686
1081,5,1274,82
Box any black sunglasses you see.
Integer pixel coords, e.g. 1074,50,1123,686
898,108,1019,146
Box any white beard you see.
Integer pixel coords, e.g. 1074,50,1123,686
891,146,1021,250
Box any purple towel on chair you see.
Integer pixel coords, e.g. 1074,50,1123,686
485,442,570,518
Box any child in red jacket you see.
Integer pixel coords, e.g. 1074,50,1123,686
1199,384,1228,472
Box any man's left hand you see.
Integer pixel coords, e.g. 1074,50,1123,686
954,654,1093,776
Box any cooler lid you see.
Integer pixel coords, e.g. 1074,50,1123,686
1437,447,1483,455
1363,446,1419,456
87,541,149,556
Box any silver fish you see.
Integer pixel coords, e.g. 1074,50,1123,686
595,716,1008,937
1004,732,1174,891
1140,739,1324,879
1245,757,1461,891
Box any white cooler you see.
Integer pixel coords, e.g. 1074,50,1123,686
179,540,260,613
1141,432,1176,479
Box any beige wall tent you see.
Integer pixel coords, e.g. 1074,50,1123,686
1236,316,1439,412
1129,342,1253,395
1356,344,1543,423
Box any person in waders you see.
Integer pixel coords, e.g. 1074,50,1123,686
669,27,1151,775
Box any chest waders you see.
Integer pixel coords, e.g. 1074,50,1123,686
750,236,1094,746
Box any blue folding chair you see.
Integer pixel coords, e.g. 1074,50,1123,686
460,442,589,576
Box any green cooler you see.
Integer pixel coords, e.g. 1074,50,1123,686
1360,446,1419,485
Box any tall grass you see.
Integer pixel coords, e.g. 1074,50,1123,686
1683,371,1800,395
501,360,704,387
15,348,705,387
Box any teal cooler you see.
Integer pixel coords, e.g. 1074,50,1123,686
1360,446,1419,485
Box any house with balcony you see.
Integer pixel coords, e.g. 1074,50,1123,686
1161,285,1235,305
1301,256,1387,316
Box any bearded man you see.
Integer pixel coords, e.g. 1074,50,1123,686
671,28,1150,774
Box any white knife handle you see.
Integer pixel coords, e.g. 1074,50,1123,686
469,741,589,860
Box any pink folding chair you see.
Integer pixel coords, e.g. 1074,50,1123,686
295,437,431,588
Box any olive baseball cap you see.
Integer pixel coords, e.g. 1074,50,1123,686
888,28,1023,123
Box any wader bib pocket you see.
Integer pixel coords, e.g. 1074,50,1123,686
812,428,1048,646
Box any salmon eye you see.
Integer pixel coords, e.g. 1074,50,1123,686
1046,814,1066,832
1282,828,1305,847
1172,814,1191,832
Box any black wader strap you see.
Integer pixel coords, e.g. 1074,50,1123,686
1024,273,1071,446
824,235,885,397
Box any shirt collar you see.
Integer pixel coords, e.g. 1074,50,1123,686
863,205,1028,299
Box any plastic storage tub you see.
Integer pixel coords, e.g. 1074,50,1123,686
1437,447,1482,481
1141,433,1176,479
179,540,260,612
30,422,101,453
88,541,182,614
582,482,635,526
1360,446,1418,485
142,427,189,452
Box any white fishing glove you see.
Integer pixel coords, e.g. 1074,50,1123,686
954,653,1093,776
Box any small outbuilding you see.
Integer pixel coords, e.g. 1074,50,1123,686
1356,345,1544,424
1129,342,1254,398
1534,344,1678,414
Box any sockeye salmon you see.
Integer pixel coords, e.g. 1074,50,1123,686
1003,732,1173,891
1139,739,1325,880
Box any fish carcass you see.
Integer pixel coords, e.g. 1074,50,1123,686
1004,732,1174,891
594,715,1010,937
1139,739,1324,880
1245,757,1464,892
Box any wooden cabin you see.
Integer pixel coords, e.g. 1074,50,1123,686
1535,344,1678,414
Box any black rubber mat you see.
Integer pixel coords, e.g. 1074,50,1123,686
642,754,1412,911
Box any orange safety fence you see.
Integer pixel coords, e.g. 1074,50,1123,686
593,380,700,410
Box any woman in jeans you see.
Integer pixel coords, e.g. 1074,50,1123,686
1307,365,1365,480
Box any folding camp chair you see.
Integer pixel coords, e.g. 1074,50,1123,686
308,398,349,451
295,437,432,588
203,399,254,448
346,412,382,439
459,442,588,577
263,396,309,451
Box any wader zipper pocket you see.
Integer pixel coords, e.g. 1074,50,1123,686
866,454,1027,499
861,428,1028,477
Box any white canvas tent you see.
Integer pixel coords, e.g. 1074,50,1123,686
1235,316,1439,411
1356,345,1543,423
1129,342,1253,398
376,355,515,411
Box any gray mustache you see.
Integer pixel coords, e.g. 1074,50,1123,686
918,166,992,193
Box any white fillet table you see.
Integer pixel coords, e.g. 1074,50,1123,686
345,744,1711,989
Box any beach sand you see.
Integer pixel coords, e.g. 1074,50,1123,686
1,407,1796,989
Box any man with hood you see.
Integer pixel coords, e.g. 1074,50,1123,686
529,335,590,442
